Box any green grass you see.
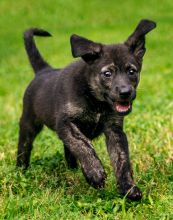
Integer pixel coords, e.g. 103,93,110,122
0,0,173,219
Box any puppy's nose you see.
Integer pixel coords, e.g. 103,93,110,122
119,87,132,99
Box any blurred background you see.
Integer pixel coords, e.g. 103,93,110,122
0,0,173,219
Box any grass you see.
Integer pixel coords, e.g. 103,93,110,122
0,0,173,219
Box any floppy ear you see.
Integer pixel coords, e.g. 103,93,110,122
125,19,156,60
70,34,102,64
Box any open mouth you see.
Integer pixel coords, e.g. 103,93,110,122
104,94,132,115
113,102,131,115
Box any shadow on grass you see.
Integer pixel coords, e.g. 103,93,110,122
27,152,143,211
0,151,149,217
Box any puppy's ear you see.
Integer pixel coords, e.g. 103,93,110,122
125,19,156,60
70,34,102,64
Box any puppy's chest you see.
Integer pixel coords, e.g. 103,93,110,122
74,111,105,139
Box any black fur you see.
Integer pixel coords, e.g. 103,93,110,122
17,19,156,200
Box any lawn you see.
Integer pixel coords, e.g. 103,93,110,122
0,0,173,219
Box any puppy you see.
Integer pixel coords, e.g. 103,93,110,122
17,19,156,200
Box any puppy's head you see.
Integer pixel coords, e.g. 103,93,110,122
70,19,156,116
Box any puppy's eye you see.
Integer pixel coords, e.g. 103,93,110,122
103,71,112,78
128,69,136,76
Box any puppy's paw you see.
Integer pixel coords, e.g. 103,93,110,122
86,168,107,188
126,185,142,200
82,161,107,188
120,184,142,201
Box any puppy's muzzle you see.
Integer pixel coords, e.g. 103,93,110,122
119,86,132,100
104,86,136,115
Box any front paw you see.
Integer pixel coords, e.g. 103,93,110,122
82,161,107,188
120,184,142,201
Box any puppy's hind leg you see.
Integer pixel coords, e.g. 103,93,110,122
16,115,43,169
64,145,78,169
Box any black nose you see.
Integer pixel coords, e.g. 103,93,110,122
119,87,132,99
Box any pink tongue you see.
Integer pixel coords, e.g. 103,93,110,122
115,103,130,112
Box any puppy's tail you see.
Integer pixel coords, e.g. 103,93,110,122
24,28,52,73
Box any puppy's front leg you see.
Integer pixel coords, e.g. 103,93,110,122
105,125,142,200
57,121,106,188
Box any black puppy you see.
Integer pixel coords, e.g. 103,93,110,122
17,19,156,200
